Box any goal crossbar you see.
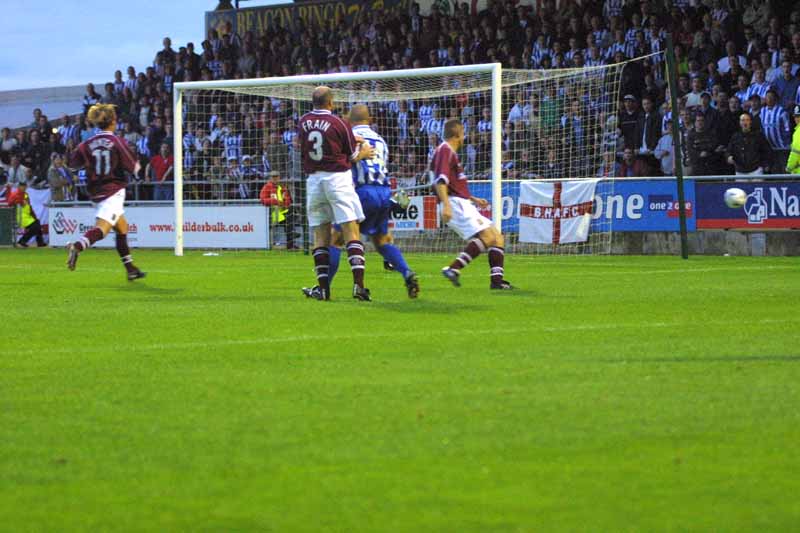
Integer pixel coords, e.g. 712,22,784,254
172,63,503,256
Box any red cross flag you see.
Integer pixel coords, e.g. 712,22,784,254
519,180,599,244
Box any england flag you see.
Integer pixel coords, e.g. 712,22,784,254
519,180,599,244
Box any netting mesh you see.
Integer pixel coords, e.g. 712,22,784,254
177,61,632,254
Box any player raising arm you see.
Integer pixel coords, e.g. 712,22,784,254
66,104,145,281
299,86,375,301
434,119,513,290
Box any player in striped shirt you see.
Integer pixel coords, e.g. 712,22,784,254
305,105,419,299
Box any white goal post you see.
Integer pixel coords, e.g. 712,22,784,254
172,63,504,257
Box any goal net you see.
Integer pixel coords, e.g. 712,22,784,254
173,61,628,255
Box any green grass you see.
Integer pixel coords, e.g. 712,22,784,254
1,249,799,532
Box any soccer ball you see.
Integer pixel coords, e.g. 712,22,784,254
724,188,747,208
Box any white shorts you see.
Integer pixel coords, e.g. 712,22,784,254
447,196,492,240
94,189,126,225
306,170,365,227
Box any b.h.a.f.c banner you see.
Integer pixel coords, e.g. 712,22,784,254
519,180,599,244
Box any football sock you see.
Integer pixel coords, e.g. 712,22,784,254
488,246,505,284
312,247,330,299
449,238,485,271
377,244,411,278
328,246,341,285
75,227,104,252
346,240,365,288
115,233,137,273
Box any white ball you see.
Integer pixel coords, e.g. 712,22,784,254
724,188,747,208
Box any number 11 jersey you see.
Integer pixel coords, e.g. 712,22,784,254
68,131,137,202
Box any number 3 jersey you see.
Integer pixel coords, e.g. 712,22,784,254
351,124,389,187
298,109,359,174
68,131,137,202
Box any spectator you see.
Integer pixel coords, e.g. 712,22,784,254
687,114,719,175
1,154,28,186
156,37,177,67
746,68,771,101
654,120,675,176
83,83,101,113
21,130,50,179
538,147,562,179
259,171,296,249
8,182,45,247
773,60,800,109
597,151,621,177
715,93,739,147
685,77,705,108
29,108,43,128
758,89,792,172
696,92,719,132
635,96,661,157
47,153,74,201
618,147,648,177
146,143,174,201
726,113,772,175
618,94,641,149
57,114,79,148
1,127,17,164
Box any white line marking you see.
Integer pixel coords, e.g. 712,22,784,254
3,318,796,357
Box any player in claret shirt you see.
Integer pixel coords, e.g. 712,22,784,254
432,118,513,290
298,86,375,301
66,104,145,281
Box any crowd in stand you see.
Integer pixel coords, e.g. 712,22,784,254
3,0,800,204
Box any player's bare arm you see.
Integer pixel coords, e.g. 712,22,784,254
351,140,375,162
470,196,489,208
435,182,452,224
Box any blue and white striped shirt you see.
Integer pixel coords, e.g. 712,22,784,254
746,82,772,101
136,137,150,157
585,55,606,67
124,78,138,94
397,111,409,141
351,124,389,186
565,49,584,63
625,27,643,45
531,47,552,68
592,29,610,47
477,119,492,134
282,129,297,147
418,103,437,122
58,123,78,146
605,41,631,61
759,105,791,149
223,133,243,161
602,0,624,18
420,117,444,137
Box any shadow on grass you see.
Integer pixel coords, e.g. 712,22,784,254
112,284,185,295
594,354,800,364
367,299,490,314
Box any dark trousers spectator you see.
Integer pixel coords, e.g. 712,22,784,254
273,208,297,249
18,220,45,247
771,150,789,174
154,182,174,201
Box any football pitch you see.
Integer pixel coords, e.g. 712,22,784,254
1,249,799,531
